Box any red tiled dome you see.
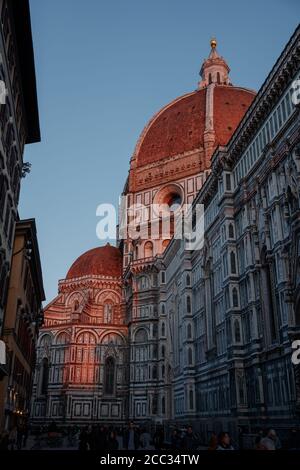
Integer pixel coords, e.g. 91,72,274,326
66,244,122,279
134,85,255,167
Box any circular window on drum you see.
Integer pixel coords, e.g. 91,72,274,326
153,183,183,216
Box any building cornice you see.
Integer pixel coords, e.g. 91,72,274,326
58,275,122,293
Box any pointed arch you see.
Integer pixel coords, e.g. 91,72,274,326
55,331,70,345
134,328,148,343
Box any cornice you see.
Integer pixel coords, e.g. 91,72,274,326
58,275,122,293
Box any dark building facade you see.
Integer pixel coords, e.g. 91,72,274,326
0,0,40,377
0,219,45,432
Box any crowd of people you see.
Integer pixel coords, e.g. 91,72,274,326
0,423,29,451
0,420,299,451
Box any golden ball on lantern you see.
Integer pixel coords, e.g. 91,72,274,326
210,38,217,49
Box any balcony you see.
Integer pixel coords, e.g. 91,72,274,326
130,256,156,273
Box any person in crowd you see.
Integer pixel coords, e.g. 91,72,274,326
67,426,75,447
16,423,24,450
107,430,119,451
78,427,89,451
48,421,58,433
23,424,29,448
123,421,140,450
88,425,98,451
216,432,234,450
182,425,199,450
153,426,164,450
140,428,152,449
238,427,244,450
208,431,218,450
0,432,9,451
253,429,264,450
171,429,182,450
289,429,300,450
259,429,281,450
95,425,108,451
8,426,17,450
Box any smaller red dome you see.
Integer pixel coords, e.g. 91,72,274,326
66,244,122,279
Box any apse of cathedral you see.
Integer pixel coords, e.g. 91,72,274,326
32,32,300,441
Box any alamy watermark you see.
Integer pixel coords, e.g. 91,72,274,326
0,80,7,104
96,197,205,251
291,79,300,106
292,340,300,365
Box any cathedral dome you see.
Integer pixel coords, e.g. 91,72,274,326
133,85,255,168
132,39,255,169
66,244,122,279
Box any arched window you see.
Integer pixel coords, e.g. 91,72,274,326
161,304,165,315
228,223,234,239
209,73,212,84
74,300,79,311
161,364,165,377
161,322,165,337
186,274,191,286
187,323,192,339
232,288,239,308
153,323,158,338
217,72,220,84
161,396,165,414
230,251,237,274
186,295,191,313
144,241,153,258
104,303,113,323
188,347,193,365
135,328,148,343
152,365,157,380
41,358,49,395
135,246,139,260
161,345,165,359
104,357,115,395
234,320,241,343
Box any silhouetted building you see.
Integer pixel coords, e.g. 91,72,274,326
0,0,40,379
0,219,45,432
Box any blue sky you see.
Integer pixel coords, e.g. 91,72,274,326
20,0,299,302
